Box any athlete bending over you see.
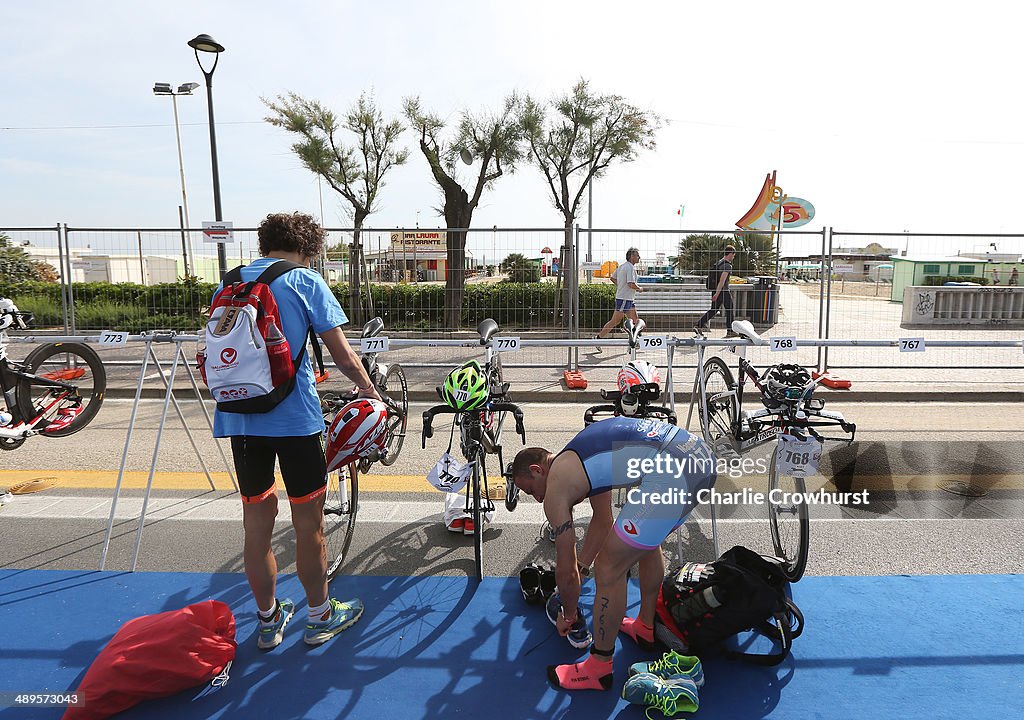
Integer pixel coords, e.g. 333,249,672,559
511,416,716,691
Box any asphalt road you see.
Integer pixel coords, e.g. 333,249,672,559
2,399,1023,578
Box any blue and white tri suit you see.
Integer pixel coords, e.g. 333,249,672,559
559,416,716,550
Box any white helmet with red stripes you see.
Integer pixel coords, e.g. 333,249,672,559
617,360,661,392
325,399,388,472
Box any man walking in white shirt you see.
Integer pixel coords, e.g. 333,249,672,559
594,248,643,352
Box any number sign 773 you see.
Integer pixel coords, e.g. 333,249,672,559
99,330,128,347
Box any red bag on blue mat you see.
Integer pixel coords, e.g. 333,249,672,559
63,600,236,720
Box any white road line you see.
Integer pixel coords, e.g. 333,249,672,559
0,495,1014,525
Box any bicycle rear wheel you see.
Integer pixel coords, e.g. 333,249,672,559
768,449,809,582
16,342,106,437
472,458,483,582
324,462,359,580
696,357,736,448
378,363,408,466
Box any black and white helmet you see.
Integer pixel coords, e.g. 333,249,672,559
766,364,812,403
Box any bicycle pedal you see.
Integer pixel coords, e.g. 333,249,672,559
713,441,741,461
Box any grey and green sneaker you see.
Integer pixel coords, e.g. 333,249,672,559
622,672,700,717
628,650,704,687
257,598,295,650
304,597,365,646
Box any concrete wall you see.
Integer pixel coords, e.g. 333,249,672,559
902,285,1024,327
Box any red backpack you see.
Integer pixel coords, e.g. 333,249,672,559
63,600,236,720
197,261,324,413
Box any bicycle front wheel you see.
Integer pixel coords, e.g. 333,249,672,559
16,342,106,437
697,356,735,448
324,462,359,580
768,449,809,582
379,363,408,466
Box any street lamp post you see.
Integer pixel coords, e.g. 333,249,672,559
187,33,227,278
153,81,199,276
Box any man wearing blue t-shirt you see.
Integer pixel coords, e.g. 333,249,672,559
213,212,379,650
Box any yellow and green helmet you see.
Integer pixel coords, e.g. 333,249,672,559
441,360,489,411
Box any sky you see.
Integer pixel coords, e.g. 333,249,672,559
3,0,1024,247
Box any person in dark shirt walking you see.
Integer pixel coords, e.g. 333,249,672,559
694,246,737,337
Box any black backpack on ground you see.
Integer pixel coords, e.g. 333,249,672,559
656,545,803,666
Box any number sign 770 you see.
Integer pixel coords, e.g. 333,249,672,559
494,336,520,352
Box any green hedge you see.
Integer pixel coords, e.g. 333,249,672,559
1,280,617,332
0,280,219,332
921,276,992,286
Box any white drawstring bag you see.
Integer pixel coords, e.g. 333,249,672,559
426,452,471,493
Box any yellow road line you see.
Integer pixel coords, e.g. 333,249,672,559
0,470,503,493
3,470,1023,493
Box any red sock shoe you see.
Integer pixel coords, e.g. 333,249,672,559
547,652,613,691
620,616,656,651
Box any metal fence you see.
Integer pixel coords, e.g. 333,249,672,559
3,223,1023,372
822,231,1024,370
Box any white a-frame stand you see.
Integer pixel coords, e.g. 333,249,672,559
99,332,236,571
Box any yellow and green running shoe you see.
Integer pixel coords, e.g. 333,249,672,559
628,650,704,687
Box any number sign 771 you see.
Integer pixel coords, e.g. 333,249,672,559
360,336,390,353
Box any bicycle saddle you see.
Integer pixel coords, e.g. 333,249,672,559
361,316,384,338
623,317,647,343
477,318,499,345
731,320,763,343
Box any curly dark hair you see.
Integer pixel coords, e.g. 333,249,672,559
257,212,325,258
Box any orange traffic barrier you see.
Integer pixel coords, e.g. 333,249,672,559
563,370,588,389
812,371,851,389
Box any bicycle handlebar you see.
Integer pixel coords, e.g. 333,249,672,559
600,382,661,403
584,404,677,427
421,401,526,448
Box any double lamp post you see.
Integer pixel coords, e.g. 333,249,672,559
156,34,228,278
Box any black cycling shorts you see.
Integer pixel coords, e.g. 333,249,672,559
230,433,328,505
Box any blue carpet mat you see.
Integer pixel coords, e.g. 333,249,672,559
0,569,1021,719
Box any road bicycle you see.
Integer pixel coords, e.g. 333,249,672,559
541,319,680,544
318,316,409,579
422,319,526,581
0,301,106,451
583,317,675,425
694,320,856,581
